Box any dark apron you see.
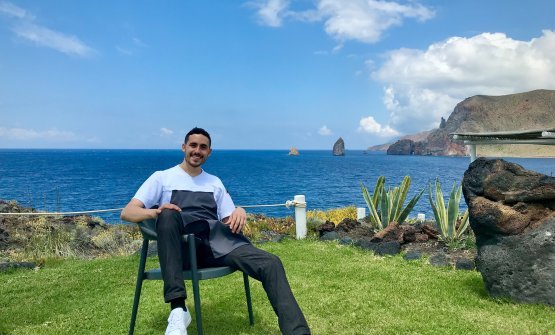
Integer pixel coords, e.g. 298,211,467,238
171,190,250,258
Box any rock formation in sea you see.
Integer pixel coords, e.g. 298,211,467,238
368,130,431,152
387,139,414,155
462,158,555,306
386,139,426,155
288,147,300,156
333,137,345,156
378,89,555,157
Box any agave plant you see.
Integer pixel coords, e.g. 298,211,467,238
428,179,469,242
360,176,424,230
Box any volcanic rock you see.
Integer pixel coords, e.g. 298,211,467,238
317,221,336,236
0,226,9,250
455,258,475,271
336,218,360,232
403,251,422,261
420,224,439,239
429,253,450,267
414,233,429,242
339,237,354,245
320,231,340,241
0,262,36,271
387,139,414,155
332,137,345,156
462,158,555,306
356,240,401,256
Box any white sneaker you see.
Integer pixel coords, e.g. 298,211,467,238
165,307,192,335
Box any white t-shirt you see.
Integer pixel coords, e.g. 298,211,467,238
134,165,236,220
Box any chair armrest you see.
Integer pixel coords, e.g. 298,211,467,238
138,225,202,270
137,219,157,240
181,234,202,244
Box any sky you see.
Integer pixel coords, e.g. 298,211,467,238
0,0,554,150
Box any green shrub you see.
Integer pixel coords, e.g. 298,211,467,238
428,179,469,242
2,213,142,260
361,176,424,230
306,217,326,234
306,206,357,225
243,214,295,240
23,216,75,259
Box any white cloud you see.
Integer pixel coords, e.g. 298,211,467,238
315,0,434,43
0,1,32,19
0,127,76,140
250,0,434,44
332,42,343,53
358,116,399,137
1,2,95,57
116,37,147,56
249,0,290,27
132,37,147,47
160,128,174,136
372,30,555,134
12,22,95,57
116,45,133,55
318,125,332,136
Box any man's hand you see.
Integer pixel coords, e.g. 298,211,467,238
154,203,181,216
121,199,181,223
224,207,247,234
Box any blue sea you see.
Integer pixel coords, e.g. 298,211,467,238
1,149,554,223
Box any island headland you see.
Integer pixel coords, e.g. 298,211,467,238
369,89,555,158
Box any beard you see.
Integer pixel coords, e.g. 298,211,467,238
187,154,204,167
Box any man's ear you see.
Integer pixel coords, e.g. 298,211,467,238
181,143,187,153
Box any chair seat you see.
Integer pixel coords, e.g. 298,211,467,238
144,266,237,280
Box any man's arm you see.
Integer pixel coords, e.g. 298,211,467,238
222,207,247,234
120,198,181,223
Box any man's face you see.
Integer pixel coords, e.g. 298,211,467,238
182,134,211,168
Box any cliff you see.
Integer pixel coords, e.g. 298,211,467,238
368,130,431,152
383,89,555,157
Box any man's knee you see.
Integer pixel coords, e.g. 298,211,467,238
263,252,285,274
156,209,182,233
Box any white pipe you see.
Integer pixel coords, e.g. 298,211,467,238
294,195,307,239
356,207,366,221
468,144,477,163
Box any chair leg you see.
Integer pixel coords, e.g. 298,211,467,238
188,234,204,335
129,239,149,335
243,273,254,325
191,276,203,335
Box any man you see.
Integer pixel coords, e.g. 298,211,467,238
121,127,310,335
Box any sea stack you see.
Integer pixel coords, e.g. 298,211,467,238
288,147,300,156
333,137,345,156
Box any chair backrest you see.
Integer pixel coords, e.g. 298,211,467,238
138,219,157,240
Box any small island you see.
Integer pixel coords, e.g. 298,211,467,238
333,137,345,156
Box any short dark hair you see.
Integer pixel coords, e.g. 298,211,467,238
184,127,211,147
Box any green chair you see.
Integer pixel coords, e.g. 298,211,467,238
129,219,254,335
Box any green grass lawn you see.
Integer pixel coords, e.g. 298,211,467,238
1,239,553,335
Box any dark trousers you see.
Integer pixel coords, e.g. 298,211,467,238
156,209,311,335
